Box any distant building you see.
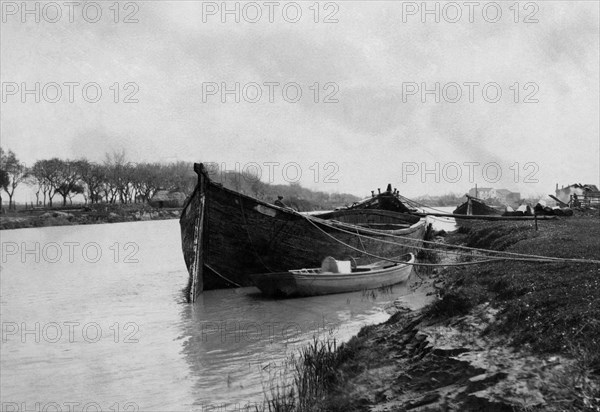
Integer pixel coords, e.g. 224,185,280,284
468,187,496,200
149,189,187,208
468,187,520,207
555,183,600,205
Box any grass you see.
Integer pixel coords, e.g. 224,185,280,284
549,343,600,411
360,284,396,301
432,215,600,353
259,338,349,412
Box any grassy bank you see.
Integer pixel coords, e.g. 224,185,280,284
262,213,600,411
0,203,180,230
435,214,600,354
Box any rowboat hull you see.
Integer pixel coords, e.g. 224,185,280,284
180,164,427,302
250,254,415,297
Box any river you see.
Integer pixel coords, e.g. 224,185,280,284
0,214,455,411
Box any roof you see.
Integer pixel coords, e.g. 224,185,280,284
496,189,519,195
560,183,599,191
151,190,186,202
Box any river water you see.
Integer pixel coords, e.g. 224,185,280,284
0,214,455,411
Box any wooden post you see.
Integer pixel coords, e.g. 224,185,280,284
534,213,538,231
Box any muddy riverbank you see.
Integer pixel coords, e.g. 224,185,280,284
266,213,600,411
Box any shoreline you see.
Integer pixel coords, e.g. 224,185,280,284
264,213,600,411
0,204,180,230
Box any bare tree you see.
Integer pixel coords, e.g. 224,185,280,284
0,148,28,210
66,183,85,205
103,150,131,203
0,169,9,207
79,161,106,204
30,159,64,207
131,162,161,203
53,160,85,206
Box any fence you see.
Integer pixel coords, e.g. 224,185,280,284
570,192,600,208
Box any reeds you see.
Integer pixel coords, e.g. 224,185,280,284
259,337,341,412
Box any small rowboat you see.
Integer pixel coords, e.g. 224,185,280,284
250,253,415,298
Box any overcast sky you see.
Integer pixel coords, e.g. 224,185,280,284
1,1,598,200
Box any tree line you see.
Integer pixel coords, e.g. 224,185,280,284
0,148,197,209
0,148,360,212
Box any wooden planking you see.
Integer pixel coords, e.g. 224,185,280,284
180,164,427,292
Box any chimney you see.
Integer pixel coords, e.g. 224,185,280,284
386,184,392,193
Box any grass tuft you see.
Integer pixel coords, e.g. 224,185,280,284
259,338,345,412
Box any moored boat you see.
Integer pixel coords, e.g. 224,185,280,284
447,195,563,227
336,184,418,214
453,195,503,216
250,254,415,297
179,163,428,302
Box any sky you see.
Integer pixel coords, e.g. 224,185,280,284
1,0,599,201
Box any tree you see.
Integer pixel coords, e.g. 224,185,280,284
0,148,28,210
103,150,132,203
0,169,9,206
79,161,106,204
131,162,161,203
66,183,85,204
160,161,196,194
53,160,84,206
30,158,63,207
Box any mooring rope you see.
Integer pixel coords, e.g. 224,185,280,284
205,263,242,288
297,212,600,265
319,215,600,264
309,216,504,259
396,193,453,215
301,215,507,266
